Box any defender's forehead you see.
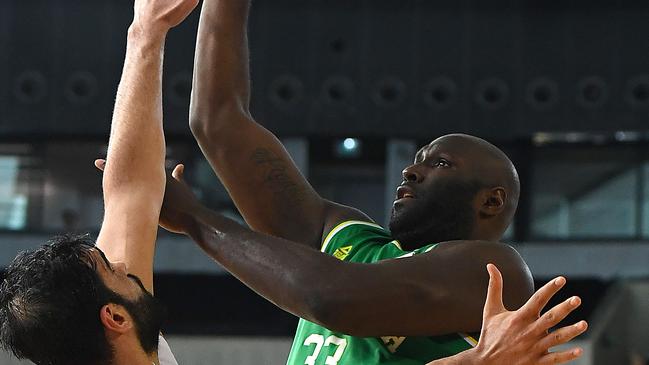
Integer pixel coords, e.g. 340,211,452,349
88,247,112,271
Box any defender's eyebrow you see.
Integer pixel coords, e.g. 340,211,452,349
94,248,113,271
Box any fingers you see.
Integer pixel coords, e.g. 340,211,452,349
521,276,566,317
537,320,588,351
94,159,106,171
538,347,583,365
171,164,185,181
537,296,581,331
483,263,505,317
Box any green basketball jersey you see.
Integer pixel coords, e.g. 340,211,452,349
285,220,477,365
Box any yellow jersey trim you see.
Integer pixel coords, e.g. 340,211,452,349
390,240,403,250
459,332,478,347
424,245,436,253
320,220,382,253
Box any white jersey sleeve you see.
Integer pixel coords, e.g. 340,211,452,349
158,335,179,365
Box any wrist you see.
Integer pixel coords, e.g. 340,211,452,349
184,205,211,239
454,348,481,365
127,21,168,45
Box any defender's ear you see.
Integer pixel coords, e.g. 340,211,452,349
99,303,133,334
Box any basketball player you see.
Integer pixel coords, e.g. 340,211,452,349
0,0,198,363
186,0,537,363
96,160,587,364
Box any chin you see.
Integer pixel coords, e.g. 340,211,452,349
388,209,422,248
387,206,406,234
389,199,423,231
389,208,475,250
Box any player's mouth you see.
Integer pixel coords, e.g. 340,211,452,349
394,185,416,204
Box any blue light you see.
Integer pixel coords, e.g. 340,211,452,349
343,138,357,150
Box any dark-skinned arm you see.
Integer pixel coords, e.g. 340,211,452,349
190,213,532,336
114,163,531,337
189,0,361,249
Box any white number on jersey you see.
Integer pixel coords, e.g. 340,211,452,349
302,334,347,365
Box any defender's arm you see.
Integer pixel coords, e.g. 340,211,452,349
96,0,198,293
189,0,362,249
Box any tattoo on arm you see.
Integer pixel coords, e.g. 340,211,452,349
250,148,307,208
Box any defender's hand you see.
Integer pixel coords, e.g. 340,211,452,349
132,0,199,35
472,264,588,365
95,159,202,235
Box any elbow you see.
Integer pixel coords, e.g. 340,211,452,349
499,244,535,310
299,288,379,337
301,289,337,326
188,116,214,144
299,288,358,334
188,113,221,143
103,164,165,195
189,99,249,142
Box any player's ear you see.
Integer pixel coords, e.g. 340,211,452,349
99,303,133,334
478,187,506,217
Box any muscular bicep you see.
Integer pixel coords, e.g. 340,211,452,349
96,189,162,294
317,241,533,336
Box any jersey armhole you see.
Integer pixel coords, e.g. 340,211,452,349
158,334,179,365
320,220,383,253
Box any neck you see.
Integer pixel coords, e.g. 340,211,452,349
110,335,159,365
470,223,503,243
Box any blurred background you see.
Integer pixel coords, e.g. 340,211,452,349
2,0,649,364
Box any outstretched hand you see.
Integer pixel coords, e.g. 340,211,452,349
470,264,587,365
96,159,202,235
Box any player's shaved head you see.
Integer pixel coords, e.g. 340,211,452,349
428,134,520,222
389,134,519,249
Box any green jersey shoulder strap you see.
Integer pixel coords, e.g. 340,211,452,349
321,220,437,263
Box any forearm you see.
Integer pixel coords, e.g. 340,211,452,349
183,206,457,336
185,206,332,319
104,27,166,198
190,0,251,127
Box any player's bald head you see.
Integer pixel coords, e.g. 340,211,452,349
425,133,520,221
390,133,520,247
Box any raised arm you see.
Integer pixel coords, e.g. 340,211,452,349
95,0,198,293
189,0,363,248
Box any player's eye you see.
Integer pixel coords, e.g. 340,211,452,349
434,159,450,168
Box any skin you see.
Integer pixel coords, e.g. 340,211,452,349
97,164,588,363
96,161,531,336
90,0,199,363
427,265,587,365
392,134,520,248
93,248,145,303
92,0,585,361
185,0,533,336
